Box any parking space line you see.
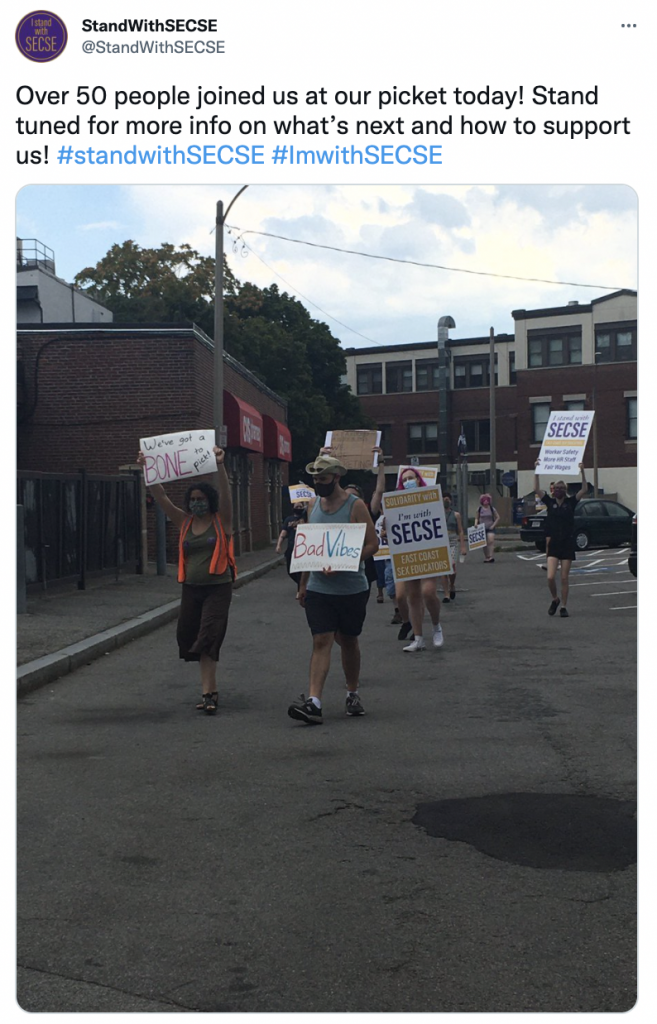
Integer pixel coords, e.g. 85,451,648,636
610,605,637,610
590,590,637,597
571,579,637,587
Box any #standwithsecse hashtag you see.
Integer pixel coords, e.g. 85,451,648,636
58,146,74,165
272,145,288,165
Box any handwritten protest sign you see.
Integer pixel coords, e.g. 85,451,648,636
324,429,381,469
467,523,487,550
536,411,594,476
382,486,453,581
140,429,216,485
396,465,438,486
290,522,367,574
289,483,316,504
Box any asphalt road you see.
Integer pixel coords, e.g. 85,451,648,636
17,551,637,1012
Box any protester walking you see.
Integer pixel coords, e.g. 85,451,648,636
441,492,467,603
136,446,235,715
475,493,500,562
276,502,308,594
534,461,588,618
394,467,444,652
288,454,379,725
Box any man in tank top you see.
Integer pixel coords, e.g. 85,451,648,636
288,454,379,726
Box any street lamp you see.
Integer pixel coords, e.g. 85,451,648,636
214,186,249,436
437,315,455,493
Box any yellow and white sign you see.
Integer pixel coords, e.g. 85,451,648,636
536,411,595,476
288,483,316,504
382,486,453,581
467,523,487,550
373,515,390,561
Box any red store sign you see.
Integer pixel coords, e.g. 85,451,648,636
263,415,292,462
223,392,264,453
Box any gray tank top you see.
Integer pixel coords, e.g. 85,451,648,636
445,508,458,539
307,493,369,595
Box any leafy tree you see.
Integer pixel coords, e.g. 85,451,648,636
75,242,371,477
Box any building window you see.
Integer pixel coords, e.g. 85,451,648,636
509,351,516,384
356,363,382,395
386,361,413,393
453,355,498,389
596,324,637,363
527,330,582,367
626,397,637,439
462,419,490,453
378,424,393,457
415,359,440,391
531,402,551,443
408,422,438,454
564,400,586,411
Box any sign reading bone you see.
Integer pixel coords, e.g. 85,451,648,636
140,429,216,485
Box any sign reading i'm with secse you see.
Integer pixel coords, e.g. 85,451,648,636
382,486,453,581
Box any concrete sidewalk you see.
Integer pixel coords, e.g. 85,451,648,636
17,546,284,696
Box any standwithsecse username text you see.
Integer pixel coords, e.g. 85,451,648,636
55,143,444,165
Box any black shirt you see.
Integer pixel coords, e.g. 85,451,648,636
282,513,306,554
543,494,578,542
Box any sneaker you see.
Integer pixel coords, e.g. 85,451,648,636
288,694,323,725
432,625,444,648
391,610,402,624
449,590,456,601
403,637,426,652
548,599,560,616
442,596,451,604
560,607,569,618
397,621,413,641
346,692,365,716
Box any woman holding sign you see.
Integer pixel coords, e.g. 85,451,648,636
395,468,444,653
137,446,235,714
534,461,588,618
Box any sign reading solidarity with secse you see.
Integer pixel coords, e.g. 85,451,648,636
382,486,453,581
536,410,595,476
288,484,316,504
290,523,367,574
140,429,216,485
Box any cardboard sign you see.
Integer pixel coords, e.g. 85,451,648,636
397,465,438,487
324,429,382,470
536,410,595,476
382,486,453,581
140,429,216,485
290,522,367,574
288,483,316,504
467,523,487,550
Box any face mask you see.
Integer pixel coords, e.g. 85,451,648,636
403,478,418,490
189,499,210,516
315,479,337,498
553,488,566,499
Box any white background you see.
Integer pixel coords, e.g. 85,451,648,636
4,1,650,1020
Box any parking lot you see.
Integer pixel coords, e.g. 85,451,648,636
516,547,637,612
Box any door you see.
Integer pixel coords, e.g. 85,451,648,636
577,500,610,546
604,502,634,546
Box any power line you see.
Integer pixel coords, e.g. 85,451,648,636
227,225,627,291
227,230,384,346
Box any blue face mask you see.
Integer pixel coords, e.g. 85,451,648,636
403,478,418,490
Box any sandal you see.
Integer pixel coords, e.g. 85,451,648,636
196,692,218,713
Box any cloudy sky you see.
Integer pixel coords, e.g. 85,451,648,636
16,184,637,346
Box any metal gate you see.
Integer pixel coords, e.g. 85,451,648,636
17,470,142,590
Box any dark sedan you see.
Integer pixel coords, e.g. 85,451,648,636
520,498,635,552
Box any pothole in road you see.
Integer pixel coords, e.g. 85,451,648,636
412,793,636,872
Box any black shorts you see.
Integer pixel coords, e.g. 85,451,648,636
304,588,370,637
546,537,576,562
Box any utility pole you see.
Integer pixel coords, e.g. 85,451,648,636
489,326,497,495
213,186,249,436
437,315,455,493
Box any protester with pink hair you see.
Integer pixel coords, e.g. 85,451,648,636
475,493,500,563
394,467,444,652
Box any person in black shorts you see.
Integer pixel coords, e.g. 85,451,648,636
276,503,307,594
534,461,589,618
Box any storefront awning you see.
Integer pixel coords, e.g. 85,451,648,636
223,391,264,453
263,415,292,462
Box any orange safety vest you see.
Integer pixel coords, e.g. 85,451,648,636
178,515,237,584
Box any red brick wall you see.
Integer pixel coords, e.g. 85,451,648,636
17,326,289,556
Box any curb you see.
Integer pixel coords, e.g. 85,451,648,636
17,555,284,698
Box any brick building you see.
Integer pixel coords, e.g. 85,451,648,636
344,289,637,514
17,323,291,557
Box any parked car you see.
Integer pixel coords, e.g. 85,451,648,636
520,498,635,552
628,514,637,577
